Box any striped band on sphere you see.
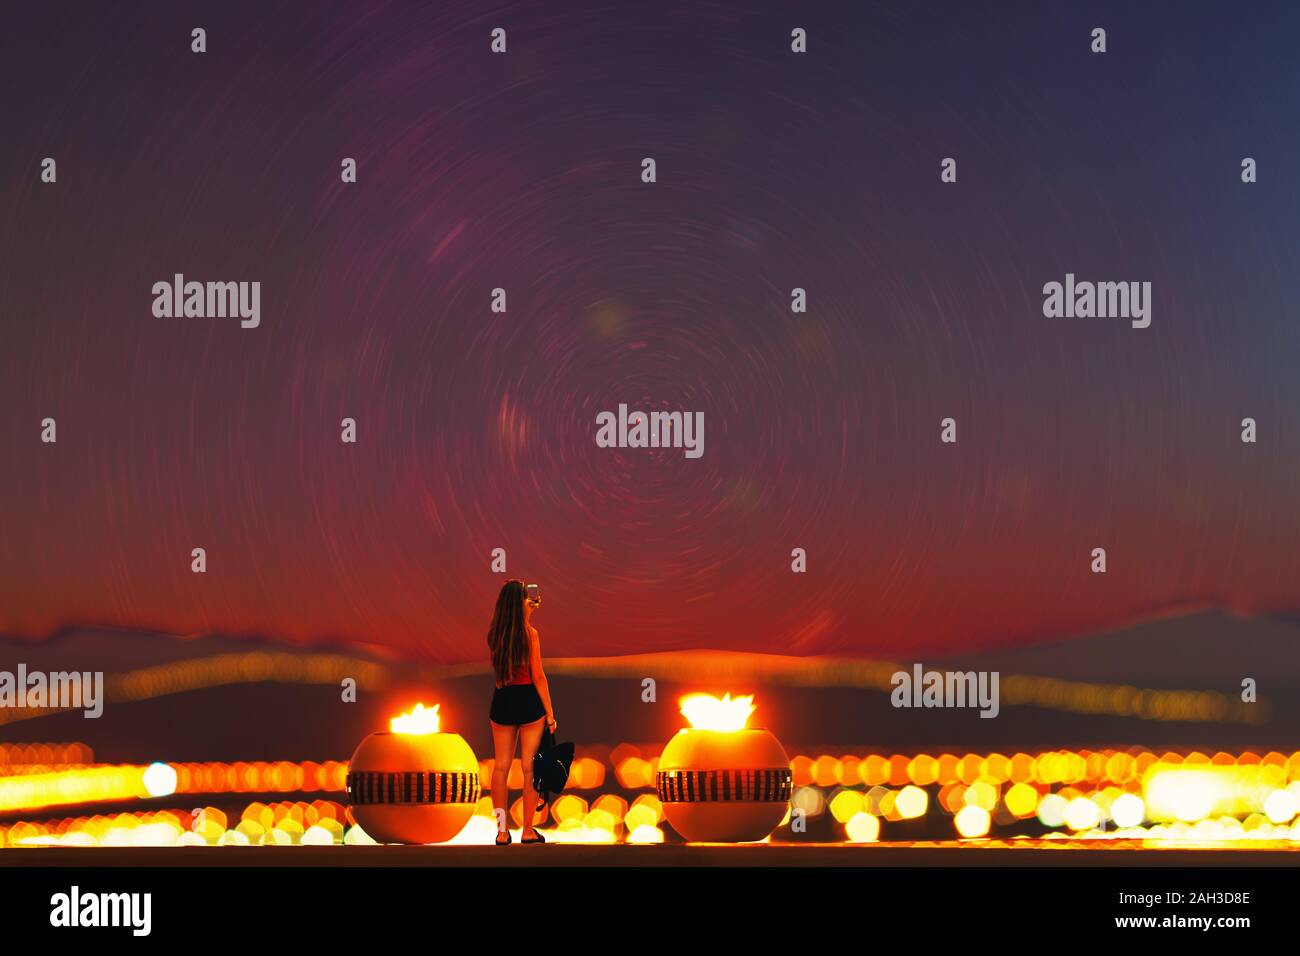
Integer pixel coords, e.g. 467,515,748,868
657,768,793,803
347,771,481,806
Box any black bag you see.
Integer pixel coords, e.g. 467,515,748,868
532,724,574,810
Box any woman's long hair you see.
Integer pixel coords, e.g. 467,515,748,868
487,579,529,685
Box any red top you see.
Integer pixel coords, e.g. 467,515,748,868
505,660,533,685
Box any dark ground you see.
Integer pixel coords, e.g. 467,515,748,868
3,842,1297,867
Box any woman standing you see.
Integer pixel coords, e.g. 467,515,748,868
486,579,556,845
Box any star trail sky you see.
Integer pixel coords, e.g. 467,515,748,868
1,2,1298,663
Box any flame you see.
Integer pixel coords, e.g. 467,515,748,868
679,693,755,731
390,703,440,735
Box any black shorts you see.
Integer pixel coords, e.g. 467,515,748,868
489,684,546,725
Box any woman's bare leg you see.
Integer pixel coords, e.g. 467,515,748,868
518,717,546,838
489,720,519,842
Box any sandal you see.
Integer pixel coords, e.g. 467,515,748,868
495,830,512,846
521,831,546,845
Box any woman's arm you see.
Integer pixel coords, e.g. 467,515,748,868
528,626,556,727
